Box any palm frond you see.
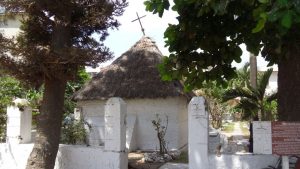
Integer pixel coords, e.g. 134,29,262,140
257,68,273,98
266,92,277,102
241,62,250,74
236,98,259,110
247,85,261,100
222,87,257,102
236,99,259,119
236,62,250,87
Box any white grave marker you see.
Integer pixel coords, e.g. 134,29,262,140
253,121,272,154
188,97,209,169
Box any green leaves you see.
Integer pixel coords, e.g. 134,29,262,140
144,0,170,17
222,68,277,120
252,13,267,33
147,0,298,101
281,11,292,28
277,0,288,7
252,0,300,34
258,0,269,4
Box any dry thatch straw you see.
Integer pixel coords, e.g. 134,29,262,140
73,37,192,101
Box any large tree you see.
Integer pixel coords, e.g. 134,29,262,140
145,0,300,121
0,1,127,169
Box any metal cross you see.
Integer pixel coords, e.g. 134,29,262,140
131,12,146,36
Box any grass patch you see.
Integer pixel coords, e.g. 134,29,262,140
172,151,188,164
222,122,235,133
240,121,250,136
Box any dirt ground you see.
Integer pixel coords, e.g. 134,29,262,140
128,152,165,169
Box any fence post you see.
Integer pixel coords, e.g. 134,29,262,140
105,97,127,169
188,97,209,169
6,99,32,144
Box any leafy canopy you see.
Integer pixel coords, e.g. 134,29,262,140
145,0,300,90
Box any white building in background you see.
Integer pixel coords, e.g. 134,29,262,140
258,65,278,94
0,8,22,38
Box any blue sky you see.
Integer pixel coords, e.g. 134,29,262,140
88,0,272,72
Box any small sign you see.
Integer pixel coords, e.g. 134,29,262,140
272,122,300,155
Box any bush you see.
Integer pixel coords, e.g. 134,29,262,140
60,115,90,145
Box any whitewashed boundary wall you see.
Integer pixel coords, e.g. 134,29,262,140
0,97,128,169
188,97,278,169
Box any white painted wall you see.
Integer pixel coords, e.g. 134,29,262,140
6,105,32,144
0,144,127,169
161,154,279,169
2,97,128,169
258,66,278,94
77,96,188,151
267,71,278,94
127,97,187,151
78,100,106,146
0,15,22,38
208,154,278,169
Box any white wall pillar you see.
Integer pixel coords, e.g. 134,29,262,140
7,105,32,144
188,97,209,169
104,97,127,169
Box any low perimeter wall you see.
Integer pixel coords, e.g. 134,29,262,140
2,97,128,169
209,154,278,169
0,143,127,169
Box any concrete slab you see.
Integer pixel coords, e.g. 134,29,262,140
159,163,188,169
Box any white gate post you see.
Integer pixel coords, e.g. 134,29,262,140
105,97,127,169
7,102,32,144
188,97,209,169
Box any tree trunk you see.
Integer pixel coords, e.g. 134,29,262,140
278,45,300,121
249,53,261,120
26,77,67,169
250,53,257,89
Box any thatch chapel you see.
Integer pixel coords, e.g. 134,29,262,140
73,37,193,151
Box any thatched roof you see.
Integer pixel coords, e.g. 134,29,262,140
73,37,191,101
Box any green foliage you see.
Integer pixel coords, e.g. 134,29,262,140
61,69,91,144
229,63,251,88
61,116,90,145
223,69,277,120
222,122,235,133
144,0,300,90
0,69,89,142
144,0,170,17
0,1,127,167
63,69,90,118
0,74,42,141
196,81,228,129
171,151,188,164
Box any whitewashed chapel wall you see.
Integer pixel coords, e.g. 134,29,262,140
77,96,188,151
